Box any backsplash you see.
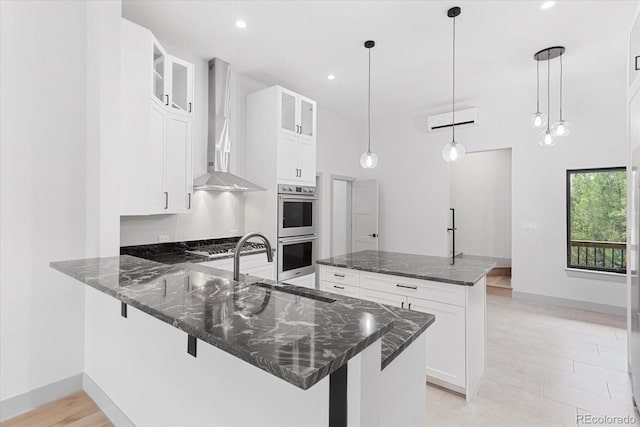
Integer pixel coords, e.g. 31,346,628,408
120,191,244,246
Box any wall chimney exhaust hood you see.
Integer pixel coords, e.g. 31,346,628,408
193,58,264,192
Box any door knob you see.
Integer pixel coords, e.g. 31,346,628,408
368,233,379,238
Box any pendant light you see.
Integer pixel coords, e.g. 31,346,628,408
551,52,571,137
442,7,466,163
539,52,556,147
360,40,378,169
529,59,547,128
532,46,567,147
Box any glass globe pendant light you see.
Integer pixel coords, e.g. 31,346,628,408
530,60,547,129
442,7,466,163
538,52,556,147
360,40,378,169
551,53,571,137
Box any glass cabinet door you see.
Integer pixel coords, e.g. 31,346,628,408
299,97,315,138
152,42,167,106
280,90,297,134
169,56,193,116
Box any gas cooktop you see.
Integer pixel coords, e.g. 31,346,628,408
186,242,267,259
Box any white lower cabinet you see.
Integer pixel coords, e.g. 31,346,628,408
407,297,466,388
359,287,406,308
319,281,359,298
318,265,486,401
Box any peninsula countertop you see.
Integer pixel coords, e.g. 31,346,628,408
50,255,434,390
317,250,497,286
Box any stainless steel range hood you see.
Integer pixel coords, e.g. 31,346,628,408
193,58,264,192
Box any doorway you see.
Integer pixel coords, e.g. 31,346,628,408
330,175,354,257
449,148,512,295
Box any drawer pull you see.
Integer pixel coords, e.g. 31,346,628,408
334,273,346,278
333,285,345,289
401,301,404,309
408,302,412,310
396,283,418,290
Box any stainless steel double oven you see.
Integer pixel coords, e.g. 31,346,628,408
277,184,317,281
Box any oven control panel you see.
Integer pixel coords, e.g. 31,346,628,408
278,184,316,195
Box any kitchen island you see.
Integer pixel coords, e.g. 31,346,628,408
51,255,434,427
317,250,496,401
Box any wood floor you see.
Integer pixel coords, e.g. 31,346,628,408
0,392,111,427
428,294,636,427
2,295,634,427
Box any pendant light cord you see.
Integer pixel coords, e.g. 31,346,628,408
559,53,563,121
536,59,540,113
547,51,551,131
452,14,456,142
368,46,371,153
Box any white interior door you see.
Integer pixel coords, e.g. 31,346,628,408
352,179,379,252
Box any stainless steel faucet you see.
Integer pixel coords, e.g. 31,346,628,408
233,232,273,281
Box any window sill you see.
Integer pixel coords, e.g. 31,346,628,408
565,267,626,278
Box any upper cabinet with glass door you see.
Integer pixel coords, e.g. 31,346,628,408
278,87,316,140
151,37,168,107
167,55,194,117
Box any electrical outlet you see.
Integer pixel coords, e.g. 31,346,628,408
158,235,170,243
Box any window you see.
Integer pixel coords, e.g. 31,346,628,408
567,167,626,273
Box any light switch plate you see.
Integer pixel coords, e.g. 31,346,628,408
158,235,170,243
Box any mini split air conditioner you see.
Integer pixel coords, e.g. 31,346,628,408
427,107,479,132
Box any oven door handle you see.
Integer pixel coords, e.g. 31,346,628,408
279,195,318,201
278,235,318,244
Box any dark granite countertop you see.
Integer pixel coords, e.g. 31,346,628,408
50,255,434,390
317,250,497,286
120,237,274,265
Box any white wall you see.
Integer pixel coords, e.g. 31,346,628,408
317,108,365,260
0,0,88,403
361,31,628,309
332,180,349,256
450,149,512,259
119,38,267,246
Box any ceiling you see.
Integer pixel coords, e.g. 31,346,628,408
123,0,637,124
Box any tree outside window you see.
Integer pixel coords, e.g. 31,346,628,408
567,167,626,273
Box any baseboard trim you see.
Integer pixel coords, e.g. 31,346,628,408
82,373,134,427
0,373,83,421
512,291,625,316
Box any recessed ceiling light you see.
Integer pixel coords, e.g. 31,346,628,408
327,74,336,80
235,20,247,29
540,1,556,10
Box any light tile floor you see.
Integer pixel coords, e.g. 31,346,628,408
427,294,637,427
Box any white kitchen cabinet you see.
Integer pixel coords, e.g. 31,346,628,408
318,265,486,401
167,55,194,117
120,18,194,215
319,281,359,298
165,113,193,212
277,133,300,182
246,85,317,187
151,38,168,107
408,297,466,389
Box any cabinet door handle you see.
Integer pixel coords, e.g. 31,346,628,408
165,95,169,106
401,301,404,309
333,285,344,290
334,273,345,278
408,302,412,310
187,192,191,209
164,192,168,209
188,102,192,113
396,284,417,290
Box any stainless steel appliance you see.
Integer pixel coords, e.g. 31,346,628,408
278,184,317,238
277,234,317,281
